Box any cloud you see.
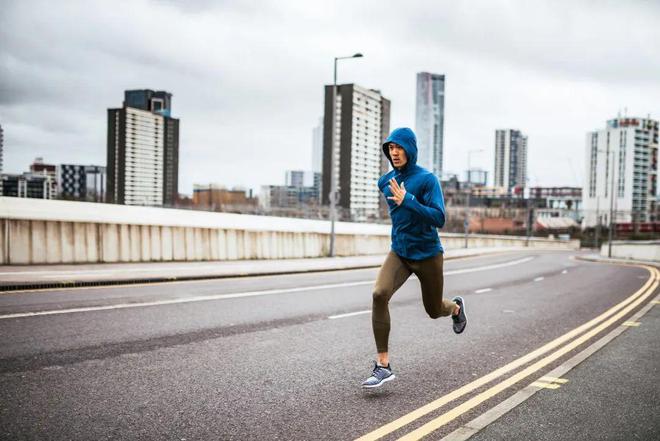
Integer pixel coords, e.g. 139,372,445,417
1,0,659,195
396,0,660,84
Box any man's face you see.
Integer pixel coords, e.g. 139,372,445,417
388,143,408,169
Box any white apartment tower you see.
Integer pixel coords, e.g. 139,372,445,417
582,117,658,228
322,84,391,221
494,129,528,193
415,72,445,179
107,90,179,206
108,107,164,206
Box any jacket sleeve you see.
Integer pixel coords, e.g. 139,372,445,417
400,177,446,228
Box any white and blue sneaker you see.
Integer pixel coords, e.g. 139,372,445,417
361,362,396,388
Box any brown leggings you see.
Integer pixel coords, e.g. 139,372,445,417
372,251,457,353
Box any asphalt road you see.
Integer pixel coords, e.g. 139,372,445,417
468,304,660,441
0,250,655,440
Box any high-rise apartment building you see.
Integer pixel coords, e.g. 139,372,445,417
582,117,658,228
107,89,179,206
322,83,391,221
494,129,528,193
415,72,445,180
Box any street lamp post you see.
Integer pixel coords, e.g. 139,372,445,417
607,150,616,258
595,197,601,248
464,149,484,248
525,182,533,246
328,53,363,257
597,147,617,257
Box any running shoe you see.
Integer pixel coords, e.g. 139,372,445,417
451,296,467,334
361,362,395,388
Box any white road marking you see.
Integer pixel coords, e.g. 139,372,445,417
561,270,568,274
328,310,371,319
540,376,569,384
475,288,493,293
530,381,561,389
534,277,544,282
0,256,536,320
0,281,373,320
445,257,534,275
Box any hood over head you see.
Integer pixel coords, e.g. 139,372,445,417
382,127,418,170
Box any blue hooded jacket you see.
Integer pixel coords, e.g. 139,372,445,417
378,127,446,260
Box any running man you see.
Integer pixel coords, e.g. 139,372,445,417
362,127,467,388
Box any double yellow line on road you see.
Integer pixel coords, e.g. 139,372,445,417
356,264,659,441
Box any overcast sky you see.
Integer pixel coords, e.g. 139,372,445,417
1,0,659,195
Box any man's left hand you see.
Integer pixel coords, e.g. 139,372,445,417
387,178,407,206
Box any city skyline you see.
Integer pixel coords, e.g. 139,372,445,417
1,0,659,195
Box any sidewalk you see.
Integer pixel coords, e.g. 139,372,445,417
0,247,524,291
446,291,660,441
578,253,660,267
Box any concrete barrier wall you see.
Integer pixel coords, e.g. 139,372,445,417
0,197,579,265
601,241,660,262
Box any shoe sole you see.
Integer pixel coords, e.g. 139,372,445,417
362,374,396,389
454,320,467,334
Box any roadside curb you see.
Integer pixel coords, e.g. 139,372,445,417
574,254,660,267
0,251,503,293
0,264,383,292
